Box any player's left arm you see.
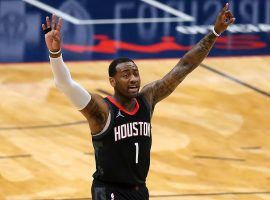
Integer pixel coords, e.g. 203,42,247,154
140,3,235,109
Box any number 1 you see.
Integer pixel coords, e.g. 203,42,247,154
135,142,139,164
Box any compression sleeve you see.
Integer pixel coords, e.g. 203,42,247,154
49,55,91,110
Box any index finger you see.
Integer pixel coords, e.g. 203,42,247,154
221,3,229,14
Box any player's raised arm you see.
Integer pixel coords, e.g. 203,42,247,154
140,3,235,109
42,14,109,134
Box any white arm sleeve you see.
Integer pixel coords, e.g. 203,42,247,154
49,55,91,110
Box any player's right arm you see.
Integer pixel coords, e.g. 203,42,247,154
42,14,109,134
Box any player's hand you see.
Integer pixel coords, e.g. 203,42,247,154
42,14,62,52
214,3,235,34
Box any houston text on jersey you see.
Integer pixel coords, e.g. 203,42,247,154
114,122,151,142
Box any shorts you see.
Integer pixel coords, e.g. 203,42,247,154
91,179,149,200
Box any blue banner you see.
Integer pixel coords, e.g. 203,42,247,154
0,0,270,62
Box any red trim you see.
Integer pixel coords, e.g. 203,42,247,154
107,96,139,115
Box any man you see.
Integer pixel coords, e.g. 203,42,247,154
42,3,235,200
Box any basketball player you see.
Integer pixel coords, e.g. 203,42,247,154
42,3,234,200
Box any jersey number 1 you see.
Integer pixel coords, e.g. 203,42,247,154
134,142,139,164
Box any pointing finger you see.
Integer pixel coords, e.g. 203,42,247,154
221,3,229,14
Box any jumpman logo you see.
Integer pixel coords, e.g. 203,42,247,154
116,110,124,118
111,193,114,200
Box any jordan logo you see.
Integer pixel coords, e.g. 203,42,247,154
111,193,114,200
116,110,124,118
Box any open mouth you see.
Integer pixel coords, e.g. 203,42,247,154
128,85,139,93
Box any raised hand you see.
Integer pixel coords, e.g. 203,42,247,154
214,3,235,34
42,14,62,52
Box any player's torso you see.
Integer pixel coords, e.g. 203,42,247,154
92,95,152,185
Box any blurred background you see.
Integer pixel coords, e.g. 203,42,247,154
1,1,270,200
1,0,270,62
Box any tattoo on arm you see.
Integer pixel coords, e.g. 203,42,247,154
80,94,108,133
143,32,217,106
87,100,107,124
180,32,217,70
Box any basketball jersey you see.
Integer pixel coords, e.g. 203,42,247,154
92,94,152,186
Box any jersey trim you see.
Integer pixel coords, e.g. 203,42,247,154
92,98,115,140
92,112,111,137
107,96,140,115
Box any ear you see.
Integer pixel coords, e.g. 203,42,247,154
109,77,116,87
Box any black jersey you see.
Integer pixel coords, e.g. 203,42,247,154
92,94,152,186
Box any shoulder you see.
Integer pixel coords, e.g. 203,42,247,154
80,93,110,134
137,93,153,117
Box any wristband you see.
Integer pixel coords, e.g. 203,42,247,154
212,27,220,37
49,49,62,55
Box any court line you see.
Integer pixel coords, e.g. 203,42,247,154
193,155,245,162
96,89,112,96
84,152,94,156
150,191,270,198
0,154,32,159
22,0,194,25
139,0,194,20
200,63,270,98
39,198,90,200
0,121,87,131
36,191,270,200
241,146,262,150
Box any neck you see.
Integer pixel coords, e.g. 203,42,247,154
113,93,136,112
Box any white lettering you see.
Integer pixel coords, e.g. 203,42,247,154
246,24,260,32
144,123,148,136
121,124,127,139
138,4,158,40
133,122,138,136
266,0,270,24
114,126,121,141
203,1,222,25
176,24,270,34
127,123,133,137
138,122,144,136
114,122,151,142
114,2,134,48
228,25,243,33
239,0,259,24
259,24,270,32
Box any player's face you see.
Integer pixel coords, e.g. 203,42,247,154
111,62,141,98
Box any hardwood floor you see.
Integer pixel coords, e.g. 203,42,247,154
0,56,269,200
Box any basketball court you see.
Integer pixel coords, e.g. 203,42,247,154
0,0,270,199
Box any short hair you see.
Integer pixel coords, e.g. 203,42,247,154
108,57,135,77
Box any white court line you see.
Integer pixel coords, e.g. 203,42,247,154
23,0,194,25
139,0,194,21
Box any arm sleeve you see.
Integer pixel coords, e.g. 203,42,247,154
49,55,91,110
